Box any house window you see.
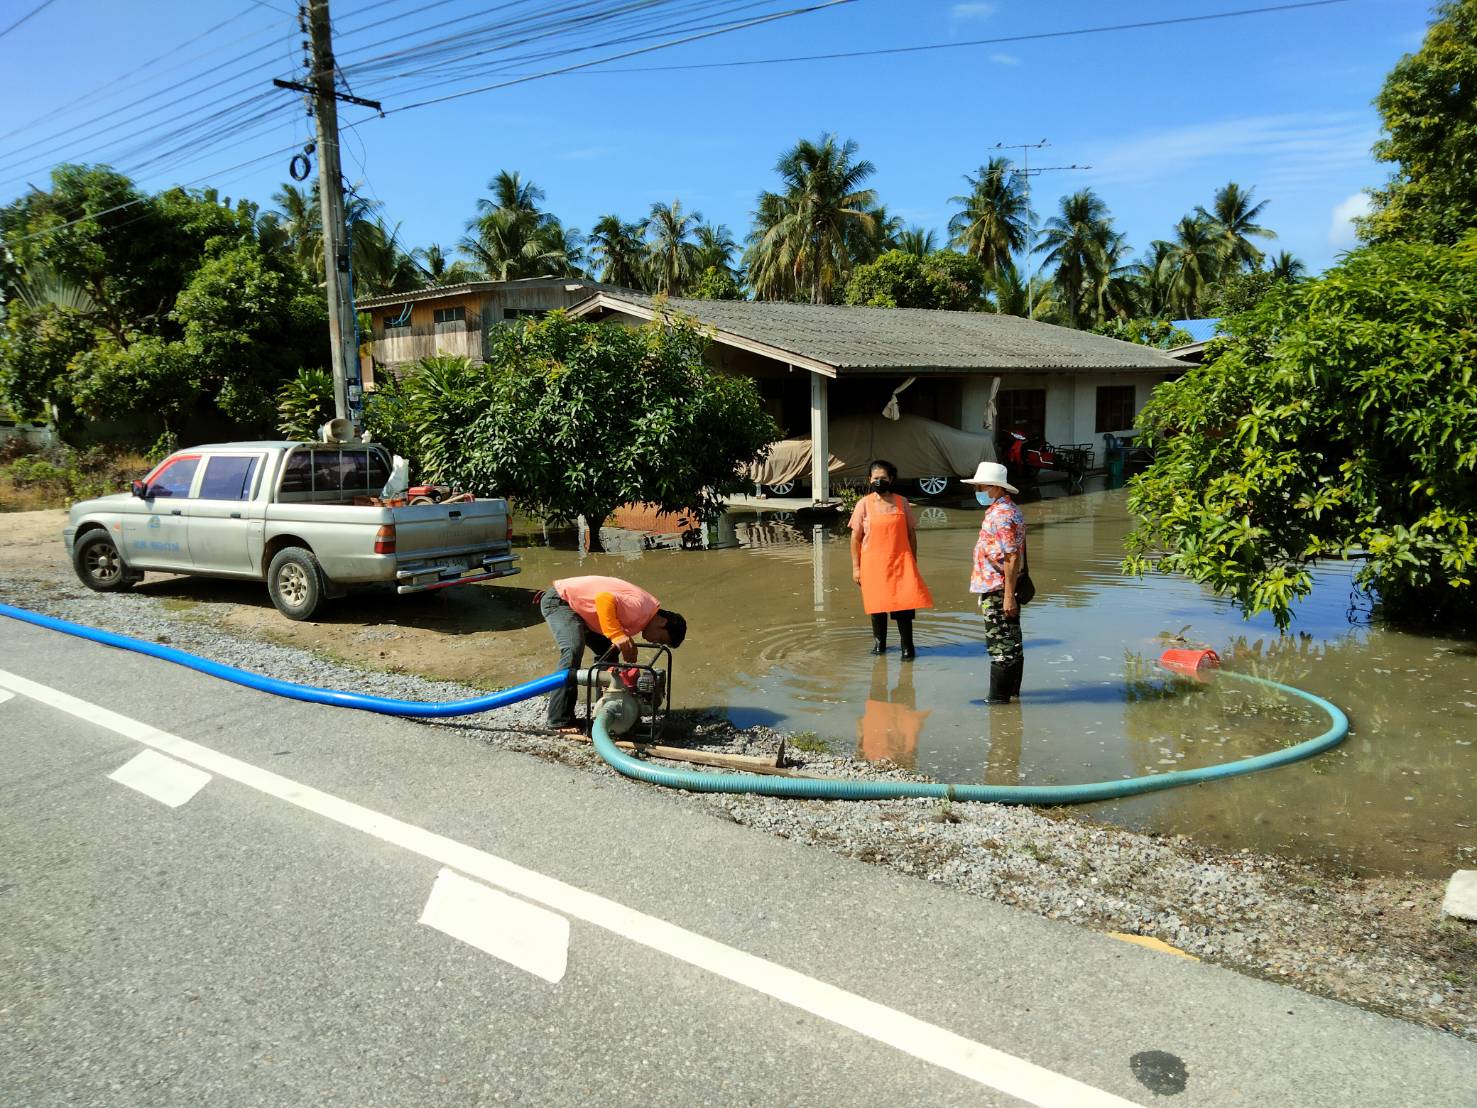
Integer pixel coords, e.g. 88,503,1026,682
503,308,546,321
997,388,1046,438
1095,385,1138,433
383,310,411,330
433,306,465,325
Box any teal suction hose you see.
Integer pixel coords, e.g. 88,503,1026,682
0,602,563,716
1,601,1348,803
589,672,1349,805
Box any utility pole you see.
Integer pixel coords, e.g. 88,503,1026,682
991,141,1089,319
274,1,381,433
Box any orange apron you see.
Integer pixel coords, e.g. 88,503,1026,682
859,495,934,615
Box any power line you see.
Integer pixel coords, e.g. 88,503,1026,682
519,0,1355,75
0,0,57,40
388,0,855,113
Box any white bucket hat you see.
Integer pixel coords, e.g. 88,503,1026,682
964,460,1018,495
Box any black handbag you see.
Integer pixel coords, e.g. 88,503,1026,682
1015,541,1036,606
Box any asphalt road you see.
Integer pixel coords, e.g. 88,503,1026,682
2,617,1474,1106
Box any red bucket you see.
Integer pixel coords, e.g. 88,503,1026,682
1160,648,1220,681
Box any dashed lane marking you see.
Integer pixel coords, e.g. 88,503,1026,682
420,867,570,983
0,667,1140,1108
108,749,212,808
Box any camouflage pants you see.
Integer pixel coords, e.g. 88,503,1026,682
978,591,1023,666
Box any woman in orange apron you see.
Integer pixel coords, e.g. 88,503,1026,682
849,459,934,658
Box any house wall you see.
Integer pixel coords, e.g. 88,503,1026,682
365,283,598,378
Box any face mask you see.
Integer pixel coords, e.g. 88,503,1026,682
975,491,995,506
870,478,892,494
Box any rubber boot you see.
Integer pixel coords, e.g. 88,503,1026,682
870,613,887,655
1006,658,1024,698
897,616,916,661
987,662,1012,704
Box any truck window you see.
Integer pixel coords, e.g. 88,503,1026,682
367,450,390,490
146,455,200,498
198,455,260,500
339,449,370,495
311,449,343,495
279,450,312,496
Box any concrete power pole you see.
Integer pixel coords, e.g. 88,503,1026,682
306,0,361,429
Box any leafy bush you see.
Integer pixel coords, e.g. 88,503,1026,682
844,249,987,311
276,367,335,439
1089,319,1195,350
1123,233,1477,629
0,446,150,511
387,314,778,551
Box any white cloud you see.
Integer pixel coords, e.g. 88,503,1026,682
951,2,998,20
1328,192,1371,247
989,52,1021,65
1080,112,1377,189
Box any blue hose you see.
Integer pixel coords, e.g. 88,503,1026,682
0,602,563,716
1,601,1349,803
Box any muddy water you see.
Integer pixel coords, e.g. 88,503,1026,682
508,487,1476,878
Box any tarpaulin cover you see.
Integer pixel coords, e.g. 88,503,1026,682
747,414,999,486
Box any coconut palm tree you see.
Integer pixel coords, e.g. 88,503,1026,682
987,262,1053,320
743,134,880,304
645,199,700,295
1267,250,1306,281
458,170,579,281
1154,216,1224,318
350,218,422,298
417,243,481,286
948,157,1032,275
1036,189,1117,329
692,221,740,277
272,183,321,281
588,215,649,289
895,226,938,257
1196,181,1276,271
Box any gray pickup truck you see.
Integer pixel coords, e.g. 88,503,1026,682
63,441,519,621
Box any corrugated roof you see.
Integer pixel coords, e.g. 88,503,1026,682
572,291,1191,374
356,277,612,311
1171,318,1222,343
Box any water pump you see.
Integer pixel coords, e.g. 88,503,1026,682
575,643,672,740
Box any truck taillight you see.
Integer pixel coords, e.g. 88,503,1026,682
374,524,396,554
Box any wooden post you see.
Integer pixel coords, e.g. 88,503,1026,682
809,370,830,504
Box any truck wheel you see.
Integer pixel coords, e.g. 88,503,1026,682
267,547,325,621
73,530,136,593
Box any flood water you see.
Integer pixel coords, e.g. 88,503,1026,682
510,485,1476,877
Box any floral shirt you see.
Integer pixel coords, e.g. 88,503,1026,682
970,497,1024,594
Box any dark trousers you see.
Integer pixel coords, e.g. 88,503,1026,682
540,589,613,726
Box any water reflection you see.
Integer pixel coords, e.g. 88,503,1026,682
856,659,930,769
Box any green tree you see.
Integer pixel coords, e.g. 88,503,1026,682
948,157,1032,274
645,199,700,295
1088,318,1194,349
276,367,335,439
458,170,581,280
1358,0,1477,244
692,221,740,277
894,226,938,257
689,265,743,300
1036,189,1118,328
1202,263,1304,317
588,215,649,289
398,313,778,552
744,134,881,303
417,242,480,287
1196,181,1276,271
1,166,326,439
1123,233,1477,630
1267,251,1306,281
1153,216,1224,318
844,249,987,311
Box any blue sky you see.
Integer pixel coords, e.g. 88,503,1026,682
0,0,1435,277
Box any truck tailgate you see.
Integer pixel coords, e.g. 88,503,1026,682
390,499,508,560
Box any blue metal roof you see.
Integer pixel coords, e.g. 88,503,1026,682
1171,319,1222,343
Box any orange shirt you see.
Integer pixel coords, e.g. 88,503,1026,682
554,575,660,644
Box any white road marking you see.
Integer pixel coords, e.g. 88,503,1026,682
108,749,212,808
0,689,13,704
420,867,570,983
0,667,1139,1108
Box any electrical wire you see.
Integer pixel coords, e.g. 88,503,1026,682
0,0,57,41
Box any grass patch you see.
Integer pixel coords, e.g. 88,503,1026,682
787,730,829,754
0,443,151,512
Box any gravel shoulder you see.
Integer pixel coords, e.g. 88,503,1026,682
5,509,1474,1042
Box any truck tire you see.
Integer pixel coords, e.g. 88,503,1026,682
73,530,137,593
267,546,325,621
